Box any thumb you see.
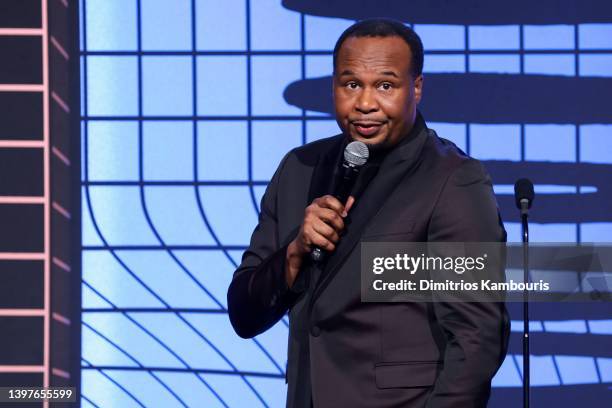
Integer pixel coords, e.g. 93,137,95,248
343,196,355,217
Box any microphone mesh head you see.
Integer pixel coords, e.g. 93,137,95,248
514,178,535,209
344,141,369,167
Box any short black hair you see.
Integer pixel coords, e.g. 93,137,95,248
333,18,424,78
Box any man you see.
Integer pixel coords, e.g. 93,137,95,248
228,19,509,407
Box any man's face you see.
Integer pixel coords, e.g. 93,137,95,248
333,36,423,151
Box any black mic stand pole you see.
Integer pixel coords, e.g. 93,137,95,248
520,198,530,408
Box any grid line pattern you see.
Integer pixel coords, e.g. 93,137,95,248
80,1,612,406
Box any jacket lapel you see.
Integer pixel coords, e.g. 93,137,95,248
310,127,431,304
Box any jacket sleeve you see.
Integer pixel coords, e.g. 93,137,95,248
425,159,510,408
227,151,301,339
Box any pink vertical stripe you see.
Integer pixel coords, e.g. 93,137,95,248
42,0,50,397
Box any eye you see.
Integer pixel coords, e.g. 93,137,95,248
345,81,359,89
378,82,392,90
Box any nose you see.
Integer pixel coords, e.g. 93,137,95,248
355,87,379,114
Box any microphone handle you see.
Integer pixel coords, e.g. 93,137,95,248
310,164,360,263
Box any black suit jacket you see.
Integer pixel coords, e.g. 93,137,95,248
228,122,510,408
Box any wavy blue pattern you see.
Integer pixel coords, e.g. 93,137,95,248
82,359,148,408
81,394,101,408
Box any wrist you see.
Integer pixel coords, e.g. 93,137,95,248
285,240,303,287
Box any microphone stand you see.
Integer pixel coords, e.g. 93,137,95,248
520,199,530,408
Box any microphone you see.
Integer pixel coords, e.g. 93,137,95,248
311,141,369,262
513,177,535,408
514,178,535,215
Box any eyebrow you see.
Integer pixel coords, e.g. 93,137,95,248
380,71,399,78
337,69,399,78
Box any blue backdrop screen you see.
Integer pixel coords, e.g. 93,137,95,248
80,0,612,406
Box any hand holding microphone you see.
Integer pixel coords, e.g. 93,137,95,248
285,141,369,287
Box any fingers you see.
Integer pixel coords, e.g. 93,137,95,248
344,196,355,215
313,195,345,215
311,219,341,244
303,208,342,251
296,195,357,255
296,223,336,253
317,207,344,231
306,227,336,252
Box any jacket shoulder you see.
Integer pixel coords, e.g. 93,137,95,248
425,128,482,166
424,129,491,184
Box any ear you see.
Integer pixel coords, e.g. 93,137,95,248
413,75,423,104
